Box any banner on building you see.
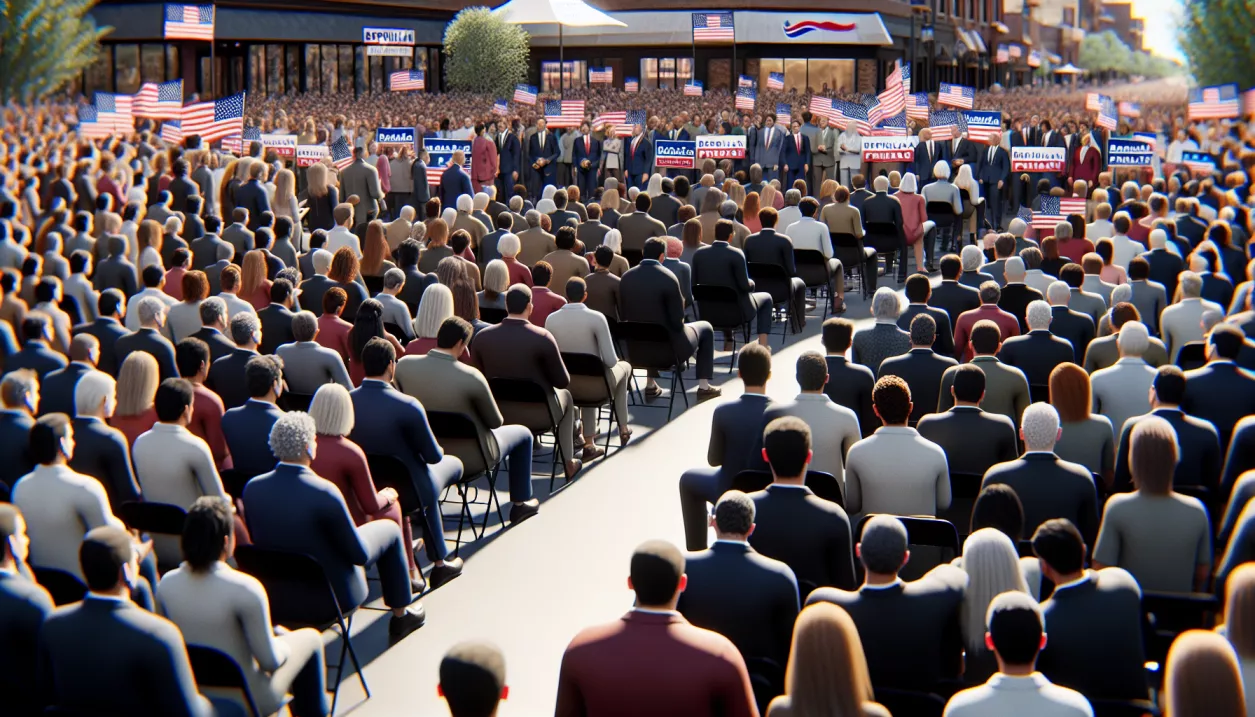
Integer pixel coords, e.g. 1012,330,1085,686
259,134,296,159
1011,146,1066,172
1107,137,1155,167
296,145,328,167
695,135,746,159
861,136,918,162
654,139,697,169
363,28,415,45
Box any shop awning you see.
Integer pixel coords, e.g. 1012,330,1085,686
992,21,1010,34
958,28,980,54
970,30,988,54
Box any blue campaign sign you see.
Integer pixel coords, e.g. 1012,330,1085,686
1180,150,1216,174
961,110,1002,139
425,138,472,170
375,127,416,148
654,139,696,169
1107,137,1154,167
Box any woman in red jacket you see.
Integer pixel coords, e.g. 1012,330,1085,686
897,173,934,273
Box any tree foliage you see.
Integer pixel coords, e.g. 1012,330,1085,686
1179,0,1255,87
0,0,109,103
1077,30,1182,80
443,7,530,96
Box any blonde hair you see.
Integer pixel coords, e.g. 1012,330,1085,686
1164,630,1247,717
115,351,159,417
137,219,163,254
760,184,779,210
600,188,619,215
960,528,1029,652
307,162,329,198
1223,563,1255,659
776,603,878,717
274,168,296,213
482,259,509,295
308,383,355,437
240,250,268,300
412,283,454,339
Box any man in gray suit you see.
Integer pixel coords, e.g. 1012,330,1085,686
755,114,784,183
811,115,837,193
577,204,611,253
1089,321,1156,436
1126,257,1168,336
275,311,352,394
1060,263,1106,328
618,194,667,260
938,320,1031,429
339,146,385,235
221,208,255,264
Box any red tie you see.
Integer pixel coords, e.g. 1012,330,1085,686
586,137,590,152
796,135,801,153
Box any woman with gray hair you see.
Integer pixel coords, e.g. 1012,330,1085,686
921,160,962,255
598,229,630,277
309,383,422,581
850,287,910,375
957,528,1031,683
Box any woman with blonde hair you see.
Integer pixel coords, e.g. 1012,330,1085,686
743,192,763,233
726,181,746,210
419,219,450,273
478,259,510,311
761,183,781,213
954,163,983,247
1048,362,1115,485
438,256,486,335
497,233,533,287
599,229,630,277
767,602,890,717
818,179,839,207
360,220,396,277
111,351,160,447
304,162,339,232
309,383,423,585
958,528,1030,682
137,219,164,271
239,250,272,311
1220,563,1255,715
219,157,241,218
599,188,621,228
680,218,703,265
1164,630,1247,717
647,174,663,198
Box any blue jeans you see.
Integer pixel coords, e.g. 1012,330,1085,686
490,424,534,502
416,455,464,562
358,519,415,609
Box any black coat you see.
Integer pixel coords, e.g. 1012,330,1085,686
825,356,877,437
257,303,296,356
72,318,129,376
917,406,1018,478
748,484,856,595
68,415,141,507
897,304,955,363
928,280,981,330
206,347,259,410
878,348,958,425
114,328,178,381
1049,306,1096,363
189,327,236,364
982,452,1099,543
997,330,1076,389
0,409,34,489
997,283,1045,333
1183,361,1255,452
1114,408,1221,493
38,361,93,417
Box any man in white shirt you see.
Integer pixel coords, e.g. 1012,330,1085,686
324,203,362,258
786,197,845,313
124,265,179,333
759,352,861,490
1106,212,1143,269
776,189,803,230
942,592,1093,717
1160,271,1223,362
1086,202,1115,243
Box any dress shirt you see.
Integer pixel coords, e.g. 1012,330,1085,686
11,463,125,579
845,426,950,517
785,217,834,258
325,226,362,257
943,673,1094,717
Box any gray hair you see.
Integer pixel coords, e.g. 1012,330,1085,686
1148,228,1167,249
1025,300,1052,331
1046,280,1070,305
871,286,901,320
603,229,622,253
198,296,227,326
784,188,802,206
873,175,890,192
859,515,909,574
933,160,951,180
74,370,116,416
524,210,541,228
508,195,524,212
268,411,318,462
229,311,261,345
216,242,234,261
164,216,183,234
312,248,334,275
1117,320,1149,357
383,267,406,291
473,192,489,210
961,528,1029,651
497,233,520,258
135,296,167,326
456,194,474,213
960,244,983,271
1021,402,1061,451
1004,256,1025,281
720,199,738,219
308,383,354,437
399,205,416,221
291,310,318,341
713,490,755,535
1008,217,1027,237
413,283,454,339
1053,221,1073,240
1179,271,1203,299
1110,283,1133,306
483,260,510,294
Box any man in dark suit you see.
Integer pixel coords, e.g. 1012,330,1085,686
1183,325,1255,453
752,115,784,183
496,124,523,201
188,298,235,363
8,317,67,380
997,257,1045,332
527,119,560,196
114,296,178,381
220,355,284,478
997,299,1075,394
439,149,474,212
690,219,775,347
913,128,948,182
982,403,1099,543
879,314,958,425
677,490,799,710
781,119,810,190
748,416,856,594
38,334,97,416
234,163,272,231
36,526,214,716
206,312,261,410
572,126,602,201
918,364,1018,481
548,189,581,234
899,274,956,357
1175,199,1209,248
349,337,465,587
221,208,256,265
1046,280,1096,363
744,207,807,331
949,130,981,171
68,370,142,508
977,133,1011,231
1035,119,1068,189
862,175,909,280
189,216,232,272
1032,519,1149,701
256,279,296,356
92,235,139,297
821,318,877,436
578,205,612,253
393,239,434,313
807,515,966,691
72,289,128,376
555,540,757,717
848,174,874,211
929,254,981,330
1115,365,1221,493
649,178,682,228
624,123,653,190
619,238,719,397
678,344,773,551
0,369,37,490
0,504,55,717
166,159,199,214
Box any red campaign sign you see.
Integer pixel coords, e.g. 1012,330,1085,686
1011,147,1066,173
865,148,914,162
696,135,746,160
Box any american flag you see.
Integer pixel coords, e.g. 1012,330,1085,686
76,106,112,140
1118,101,1141,118
862,94,884,127
833,100,871,135
692,12,734,42
163,4,214,41
905,92,929,121
133,80,183,119
331,136,354,170
95,93,134,133
1017,205,1033,225
243,125,261,142
1085,93,1102,111
878,61,907,117
963,112,1001,143
938,83,974,110
619,110,646,137
160,120,183,144
544,99,585,128
683,81,703,97
996,44,1009,63
767,72,784,90
901,62,911,93
1027,50,1042,68
1188,84,1240,120
1096,96,1118,131
871,112,908,137
929,110,958,141
181,91,244,142
589,67,613,84
1032,196,1087,231
1008,44,1023,59
492,99,509,115
624,77,639,93
776,103,793,126
593,111,626,131
735,87,756,111
738,75,755,88
390,70,425,91
513,84,537,106
220,135,242,154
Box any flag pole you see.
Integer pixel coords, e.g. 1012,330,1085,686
210,4,217,98
732,14,737,95
690,14,696,89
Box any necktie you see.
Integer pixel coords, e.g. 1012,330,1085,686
989,147,995,163
767,128,772,147
585,137,590,152
928,141,933,157
796,135,801,153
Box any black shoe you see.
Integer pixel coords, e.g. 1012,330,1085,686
510,500,540,525
388,605,426,640
410,575,426,594
429,558,464,589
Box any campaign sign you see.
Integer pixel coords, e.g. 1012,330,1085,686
1107,138,1155,167
861,136,918,163
376,127,416,149
296,145,328,168
424,138,472,184
363,28,415,45
655,139,697,169
1011,146,1066,172
696,135,746,160
260,134,296,159
1180,151,1217,174
962,110,1002,143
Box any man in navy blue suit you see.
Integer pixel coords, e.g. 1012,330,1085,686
625,123,653,190
496,121,523,201
439,149,474,211
349,337,465,589
572,121,602,201
220,355,285,478
38,334,97,417
0,504,54,717
755,114,785,183
781,119,811,192
527,118,560,197
233,162,272,232
977,133,1011,231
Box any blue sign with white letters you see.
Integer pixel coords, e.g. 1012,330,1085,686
654,139,696,169
376,127,416,148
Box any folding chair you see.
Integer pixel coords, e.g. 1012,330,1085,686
363,274,385,295
364,454,424,518
233,545,369,716
561,352,623,454
187,645,270,717
1142,591,1220,667
488,377,572,493
32,566,88,606
692,285,752,374
383,322,410,343
832,232,875,299
866,221,905,279
874,688,946,717
219,469,253,502
616,320,690,420
425,410,505,554
747,262,798,341
855,515,962,582
941,472,985,541
792,248,832,319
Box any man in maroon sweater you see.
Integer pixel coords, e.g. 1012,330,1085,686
953,281,1021,362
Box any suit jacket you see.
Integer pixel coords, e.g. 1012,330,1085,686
348,379,451,493
781,133,810,174
572,134,601,172
221,223,255,264
37,596,211,717
1184,361,1255,451
6,340,67,380
167,176,199,214
221,399,282,477
517,227,557,268
649,194,682,228
748,484,856,593
997,330,1075,389
625,133,653,181
1049,305,1096,363
114,328,178,381
0,570,53,717
938,356,1031,429
997,284,1044,333
743,229,797,278
914,139,948,181
825,356,877,437
297,274,335,314
618,260,689,354
878,348,958,425
439,165,474,210
188,326,235,364
93,255,139,296
917,405,1018,479
275,341,352,395
73,318,129,376
256,303,296,355
206,347,259,410
807,566,967,690
929,280,981,331
1114,407,1221,493
617,211,667,257
471,135,499,184
677,541,800,669
691,241,763,323
583,270,620,321
755,125,784,169
976,144,1011,185
340,159,384,225
577,221,611,253
861,192,906,248
898,304,955,357
555,610,756,717
498,132,523,184
950,137,981,168
233,180,271,231
38,361,92,417
851,322,911,377
68,415,141,507
983,452,1099,542
189,234,232,272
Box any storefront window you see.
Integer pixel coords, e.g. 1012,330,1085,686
305,44,320,93
369,54,384,93
640,58,659,90
287,46,301,93
85,47,112,95
249,45,266,95
784,59,807,92
166,46,180,82
140,45,164,84
758,59,782,91
808,59,855,94
267,44,284,95
639,58,691,91
114,45,141,94
541,60,585,92
321,44,338,94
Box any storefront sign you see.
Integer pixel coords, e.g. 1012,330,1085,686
367,46,413,57
296,145,328,167
654,139,696,169
260,134,296,159
739,12,891,45
1107,138,1155,167
1011,146,1066,172
363,27,415,45
376,127,416,148
696,135,745,160
861,136,918,163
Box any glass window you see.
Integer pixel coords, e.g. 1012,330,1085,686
321,44,338,94
85,46,112,95
114,45,141,94
369,54,384,93
339,45,354,94
784,59,806,92
140,45,164,84
541,60,585,91
640,58,659,90
676,58,692,86
807,59,855,94
165,46,180,82
305,44,320,93
249,45,265,95
428,48,440,92
758,58,783,90
267,44,284,95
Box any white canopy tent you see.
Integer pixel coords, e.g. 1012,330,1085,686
1053,63,1084,75
492,0,627,95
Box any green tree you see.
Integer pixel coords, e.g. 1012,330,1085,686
443,7,530,96
0,0,109,103
1078,31,1133,79
1179,0,1255,87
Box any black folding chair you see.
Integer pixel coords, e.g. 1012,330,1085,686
874,688,946,717
831,232,875,298
942,472,985,541
364,454,425,518
731,469,844,508
1029,383,1050,403
793,248,832,319
187,645,269,717
561,352,622,454
856,515,962,582
363,274,385,295
747,262,797,341
425,410,505,554
1089,699,1159,717
233,545,369,716
1142,591,1220,667
692,285,752,374
32,566,87,606
280,390,314,412
926,200,959,254
488,377,571,493
616,320,690,420
479,307,508,325
866,221,904,278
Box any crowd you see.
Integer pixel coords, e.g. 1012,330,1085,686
0,73,1254,717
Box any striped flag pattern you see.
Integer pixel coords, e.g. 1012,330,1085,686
492,99,509,115
938,83,974,110
767,72,784,90
513,84,537,106
1244,90,1255,118
134,80,183,119
833,100,871,135
95,93,134,133
871,112,908,137
929,110,958,141
331,136,353,170
544,100,585,129
619,110,646,137
163,4,214,40
863,94,883,127
1118,101,1141,118
389,70,425,91
692,12,734,42
1096,96,1118,131
1188,84,1240,120
181,92,245,142
593,111,626,130
160,120,183,144
683,81,703,97
220,135,242,154
878,61,907,117
1085,92,1102,111
735,87,756,111
738,75,755,88
76,106,112,140
624,78,639,93
1032,196,1087,231
775,103,792,126
589,67,613,84
905,92,930,121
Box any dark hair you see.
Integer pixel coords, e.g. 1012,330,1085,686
555,225,576,251
799,197,819,218
141,265,165,288
531,261,552,288
1059,263,1084,288
1031,518,1086,575
951,363,986,403
244,356,283,398
939,254,962,280
181,496,234,571
79,526,134,592
969,320,1002,355
69,250,91,274
630,540,685,606
758,206,778,228
439,641,507,717
593,245,614,268
909,312,936,346
1153,365,1187,405
635,193,651,212
796,352,828,392
435,317,473,350
1210,324,1245,360
322,287,348,315
904,274,932,303
873,375,912,425
176,338,210,379
154,378,195,422
505,285,532,315
987,596,1044,665
99,289,124,317
361,336,396,377
821,318,854,353
397,238,420,267
30,413,72,464
449,230,471,256
564,276,586,303
762,416,811,477
350,299,389,362
643,237,666,261
971,484,1025,540
714,218,734,243
21,315,47,342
